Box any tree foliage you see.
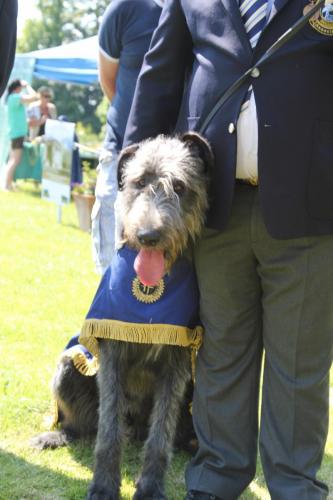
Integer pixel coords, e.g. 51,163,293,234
18,0,111,51
17,0,111,140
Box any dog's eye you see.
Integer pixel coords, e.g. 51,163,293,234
136,178,146,189
173,180,185,195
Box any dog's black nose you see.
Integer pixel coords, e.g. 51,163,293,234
137,229,161,247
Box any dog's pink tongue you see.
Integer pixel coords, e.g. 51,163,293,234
134,249,165,286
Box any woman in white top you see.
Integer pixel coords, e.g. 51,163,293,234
27,86,57,140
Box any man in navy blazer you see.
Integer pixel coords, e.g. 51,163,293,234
123,0,333,498
0,0,18,97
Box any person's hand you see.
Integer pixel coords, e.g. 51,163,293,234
40,115,48,124
20,80,28,87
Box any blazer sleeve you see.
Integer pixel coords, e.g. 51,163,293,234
0,0,18,97
123,0,193,147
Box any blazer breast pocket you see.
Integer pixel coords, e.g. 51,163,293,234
307,121,333,220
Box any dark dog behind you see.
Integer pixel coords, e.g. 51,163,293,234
31,345,195,451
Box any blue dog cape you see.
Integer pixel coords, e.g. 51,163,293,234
79,246,203,358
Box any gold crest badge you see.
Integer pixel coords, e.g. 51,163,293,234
132,277,165,303
304,0,333,35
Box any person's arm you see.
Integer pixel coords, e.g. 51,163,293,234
123,0,193,146
20,82,39,105
98,1,123,102
99,51,119,102
28,117,40,128
27,105,40,128
50,103,57,119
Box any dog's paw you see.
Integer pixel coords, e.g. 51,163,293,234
133,480,166,500
133,492,166,500
30,430,70,450
87,482,119,500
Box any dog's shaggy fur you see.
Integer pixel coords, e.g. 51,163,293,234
31,350,99,449
32,132,213,500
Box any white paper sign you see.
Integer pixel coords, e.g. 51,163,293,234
41,119,75,205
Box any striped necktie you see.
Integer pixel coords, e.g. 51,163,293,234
240,0,268,48
239,0,268,107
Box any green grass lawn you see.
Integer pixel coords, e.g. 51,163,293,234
0,183,332,500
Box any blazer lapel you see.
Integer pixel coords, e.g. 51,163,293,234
266,0,290,26
218,0,290,54
219,0,252,57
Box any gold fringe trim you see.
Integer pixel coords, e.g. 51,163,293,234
60,345,99,376
79,319,203,358
71,351,99,376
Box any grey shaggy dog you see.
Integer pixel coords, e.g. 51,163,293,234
32,132,213,500
117,133,211,270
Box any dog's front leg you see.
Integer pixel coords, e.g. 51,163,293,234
88,340,126,500
133,347,191,500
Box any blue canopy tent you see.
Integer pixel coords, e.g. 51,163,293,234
0,37,99,185
21,36,99,85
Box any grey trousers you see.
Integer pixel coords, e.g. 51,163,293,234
186,185,333,500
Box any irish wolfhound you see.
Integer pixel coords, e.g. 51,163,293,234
33,132,213,500
86,132,212,500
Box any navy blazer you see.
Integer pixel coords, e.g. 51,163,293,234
124,0,333,239
0,0,18,97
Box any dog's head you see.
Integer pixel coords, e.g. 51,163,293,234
117,132,213,285
118,132,213,191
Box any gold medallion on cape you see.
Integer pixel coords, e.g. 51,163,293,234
304,0,333,35
132,277,165,303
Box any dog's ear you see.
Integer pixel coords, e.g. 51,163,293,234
117,144,140,190
180,132,214,174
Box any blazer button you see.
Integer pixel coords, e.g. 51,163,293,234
251,67,260,78
228,122,235,134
